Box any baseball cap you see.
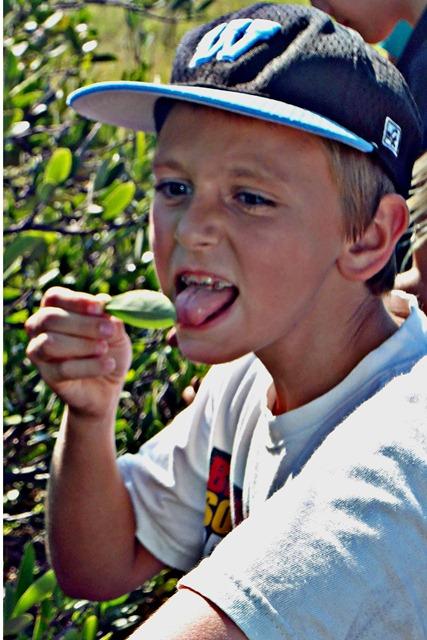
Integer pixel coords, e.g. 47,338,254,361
67,2,423,196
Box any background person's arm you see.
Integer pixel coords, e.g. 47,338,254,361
395,241,427,310
395,151,427,310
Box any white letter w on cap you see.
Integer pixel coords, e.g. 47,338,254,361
188,18,281,68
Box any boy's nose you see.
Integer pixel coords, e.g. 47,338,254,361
174,196,222,250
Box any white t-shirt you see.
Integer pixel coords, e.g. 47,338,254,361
118,295,427,638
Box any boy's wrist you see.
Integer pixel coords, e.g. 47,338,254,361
64,403,118,433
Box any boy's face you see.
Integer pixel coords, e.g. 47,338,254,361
150,104,347,365
311,0,402,42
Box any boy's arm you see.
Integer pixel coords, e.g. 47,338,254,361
128,588,247,639
47,406,164,601
26,287,165,600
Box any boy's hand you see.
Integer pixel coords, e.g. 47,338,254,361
25,286,132,419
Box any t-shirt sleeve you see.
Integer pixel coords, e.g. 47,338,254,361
179,362,427,639
117,367,218,572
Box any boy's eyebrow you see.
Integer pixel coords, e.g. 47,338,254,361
152,157,184,172
152,156,291,184
227,165,290,183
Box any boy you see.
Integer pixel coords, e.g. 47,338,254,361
25,4,427,639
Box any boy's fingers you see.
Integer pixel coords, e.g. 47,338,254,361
41,286,105,316
25,307,116,341
39,356,116,385
26,332,109,363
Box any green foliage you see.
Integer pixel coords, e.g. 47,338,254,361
3,540,182,638
4,0,210,637
12,569,57,618
101,181,136,220
43,148,73,186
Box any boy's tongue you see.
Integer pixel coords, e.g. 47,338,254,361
175,284,235,326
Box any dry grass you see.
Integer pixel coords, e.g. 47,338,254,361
90,0,309,81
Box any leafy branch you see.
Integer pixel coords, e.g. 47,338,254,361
4,218,145,236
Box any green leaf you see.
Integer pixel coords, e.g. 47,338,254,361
15,542,36,602
3,415,23,427
94,161,125,191
136,131,146,159
43,11,64,30
4,613,34,636
3,584,17,622
62,630,80,640
134,228,144,263
32,612,48,640
81,614,98,640
5,309,30,324
99,592,129,616
43,147,73,186
8,120,30,137
163,577,178,592
106,289,176,329
38,267,60,288
4,48,19,84
3,259,22,282
12,569,57,617
4,235,45,274
37,183,56,203
101,181,135,220
94,159,112,191
3,287,21,301
11,90,43,109
133,132,148,181
40,598,54,621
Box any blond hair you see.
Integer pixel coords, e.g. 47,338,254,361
321,139,398,295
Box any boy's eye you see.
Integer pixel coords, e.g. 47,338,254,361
154,181,192,199
235,191,276,209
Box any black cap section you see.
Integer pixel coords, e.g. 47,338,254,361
171,3,423,195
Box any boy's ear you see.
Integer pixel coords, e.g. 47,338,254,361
337,194,409,283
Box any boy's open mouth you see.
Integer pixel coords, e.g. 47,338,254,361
175,273,239,327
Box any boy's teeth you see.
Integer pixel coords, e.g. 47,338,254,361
181,274,232,290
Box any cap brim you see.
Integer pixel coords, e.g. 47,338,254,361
67,81,374,153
